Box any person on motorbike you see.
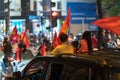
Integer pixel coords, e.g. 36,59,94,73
1,56,14,80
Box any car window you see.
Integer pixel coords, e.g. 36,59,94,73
26,61,45,74
23,60,48,80
45,63,63,80
46,62,92,80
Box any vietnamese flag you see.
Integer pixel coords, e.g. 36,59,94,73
59,8,71,34
23,35,30,48
10,26,18,43
11,26,17,35
57,8,71,44
93,16,120,35
20,31,30,48
20,29,27,40
40,43,46,56
52,31,59,48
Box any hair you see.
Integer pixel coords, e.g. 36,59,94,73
72,41,79,48
3,37,13,54
60,33,68,43
3,37,8,44
18,42,26,53
4,37,8,41
81,31,92,51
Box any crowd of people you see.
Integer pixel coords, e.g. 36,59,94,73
0,35,30,79
50,30,120,56
0,30,120,79
1,30,120,58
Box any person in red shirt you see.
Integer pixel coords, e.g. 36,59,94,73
77,31,92,54
15,41,26,62
91,34,98,48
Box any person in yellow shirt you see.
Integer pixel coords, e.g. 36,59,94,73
51,33,74,55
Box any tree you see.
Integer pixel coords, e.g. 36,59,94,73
101,0,120,16
97,0,120,49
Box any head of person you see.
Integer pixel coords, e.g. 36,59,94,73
69,33,74,39
102,31,106,36
82,31,91,39
92,34,96,38
19,43,26,53
3,37,8,42
72,41,79,48
60,33,68,43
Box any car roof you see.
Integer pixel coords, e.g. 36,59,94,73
26,49,120,70
53,50,120,67
60,53,120,66
24,55,104,72
31,53,113,67
91,49,120,67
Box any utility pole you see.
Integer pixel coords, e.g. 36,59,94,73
5,0,10,35
50,0,53,39
97,0,103,49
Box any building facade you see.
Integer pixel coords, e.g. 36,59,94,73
0,0,98,37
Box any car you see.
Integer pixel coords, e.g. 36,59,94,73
5,49,120,80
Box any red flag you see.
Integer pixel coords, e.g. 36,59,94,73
57,8,71,44
59,8,71,34
16,48,22,62
40,43,46,56
20,31,30,48
23,35,30,48
52,32,59,48
10,26,18,43
93,16,120,35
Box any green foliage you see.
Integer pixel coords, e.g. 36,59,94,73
101,0,120,16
